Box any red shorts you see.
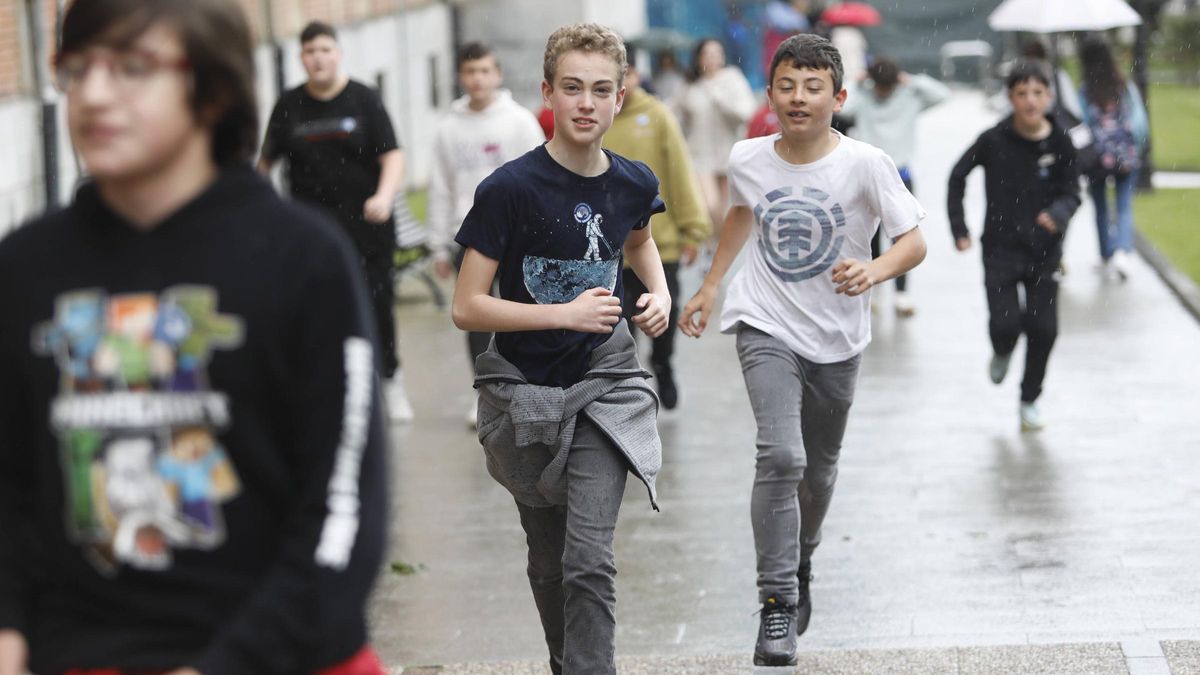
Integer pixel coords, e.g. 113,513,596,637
63,645,386,675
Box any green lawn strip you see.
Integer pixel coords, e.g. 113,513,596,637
1136,188,1200,283
406,189,427,223
1147,84,1200,172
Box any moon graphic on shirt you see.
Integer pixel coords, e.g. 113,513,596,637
753,186,845,282
523,256,620,305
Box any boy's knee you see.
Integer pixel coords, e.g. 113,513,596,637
989,314,1022,342
802,463,839,498
562,551,616,594
527,561,564,587
755,439,805,482
1022,313,1058,343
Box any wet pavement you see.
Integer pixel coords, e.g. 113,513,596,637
368,90,1200,672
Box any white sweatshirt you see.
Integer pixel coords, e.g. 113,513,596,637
427,90,546,259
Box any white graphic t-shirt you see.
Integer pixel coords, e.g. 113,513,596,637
721,132,926,363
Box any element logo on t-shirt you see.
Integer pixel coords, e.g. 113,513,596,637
32,285,244,575
753,186,846,282
522,202,620,305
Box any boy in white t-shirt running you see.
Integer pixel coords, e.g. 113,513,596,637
679,33,927,667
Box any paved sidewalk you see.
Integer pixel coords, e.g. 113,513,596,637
370,90,1200,673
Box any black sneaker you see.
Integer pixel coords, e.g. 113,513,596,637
753,595,799,666
655,365,678,410
796,560,813,635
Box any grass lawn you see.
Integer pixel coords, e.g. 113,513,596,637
1136,188,1200,283
406,189,427,222
1147,84,1200,172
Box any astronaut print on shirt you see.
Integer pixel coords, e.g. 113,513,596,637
753,186,847,282
522,201,621,305
33,285,243,575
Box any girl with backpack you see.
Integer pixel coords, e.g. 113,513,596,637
1079,36,1149,281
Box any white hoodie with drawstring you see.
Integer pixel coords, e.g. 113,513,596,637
427,89,546,262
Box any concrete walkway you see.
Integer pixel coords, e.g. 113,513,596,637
370,90,1200,673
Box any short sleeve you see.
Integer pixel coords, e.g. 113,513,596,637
454,171,513,261
260,98,290,162
363,86,400,156
868,151,926,240
635,167,666,230
727,145,752,207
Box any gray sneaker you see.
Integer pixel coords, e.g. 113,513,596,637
754,596,799,666
989,352,1013,384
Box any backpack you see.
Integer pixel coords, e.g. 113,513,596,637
1082,91,1141,176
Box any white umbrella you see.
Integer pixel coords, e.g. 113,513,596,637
988,0,1142,33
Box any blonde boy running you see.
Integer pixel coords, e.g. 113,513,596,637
453,24,670,675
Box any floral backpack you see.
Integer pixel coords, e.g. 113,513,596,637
1082,85,1142,176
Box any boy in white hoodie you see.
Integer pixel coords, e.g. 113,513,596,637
429,42,545,427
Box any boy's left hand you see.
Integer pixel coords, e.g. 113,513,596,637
632,292,671,338
832,258,877,296
1036,211,1058,234
363,194,393,224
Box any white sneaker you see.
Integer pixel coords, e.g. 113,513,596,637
894,291,915,317
385,374,414,423
465,401,478,430
1019,402,1045,432
1111,250,1131,281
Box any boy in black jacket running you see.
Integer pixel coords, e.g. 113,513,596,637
948,60,1081,431
0,2,389,673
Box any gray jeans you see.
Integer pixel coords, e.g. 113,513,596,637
736,325,861,604
514,416,629,675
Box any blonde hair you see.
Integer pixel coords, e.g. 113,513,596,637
543,23,627,86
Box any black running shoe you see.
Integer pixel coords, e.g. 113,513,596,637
753,595,799,666
796,560,813,635
655,365,678,410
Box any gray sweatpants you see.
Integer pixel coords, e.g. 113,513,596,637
514,416,629,675
736,325,861,604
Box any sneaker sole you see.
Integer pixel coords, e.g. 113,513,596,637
753,651,800,667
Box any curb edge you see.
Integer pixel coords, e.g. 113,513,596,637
1135,230,1200,324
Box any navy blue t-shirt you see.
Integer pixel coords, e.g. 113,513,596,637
456,144,665,388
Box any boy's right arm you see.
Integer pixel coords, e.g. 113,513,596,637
947,135,986,251
452,249,622,334
427,130,456,277
679,205,754,337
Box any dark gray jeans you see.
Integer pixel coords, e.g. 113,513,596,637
736,325,861,604
514,415,629,675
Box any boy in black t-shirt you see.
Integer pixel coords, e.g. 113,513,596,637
259,21,412,422
453,23,671,675
948,60,1080,432
0,2,388,673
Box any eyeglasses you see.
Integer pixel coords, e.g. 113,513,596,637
53,48,191,94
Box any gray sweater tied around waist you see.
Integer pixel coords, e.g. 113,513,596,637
473,320,661,510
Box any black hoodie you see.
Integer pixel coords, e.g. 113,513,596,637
947,114,1081,262
0,167,388,674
